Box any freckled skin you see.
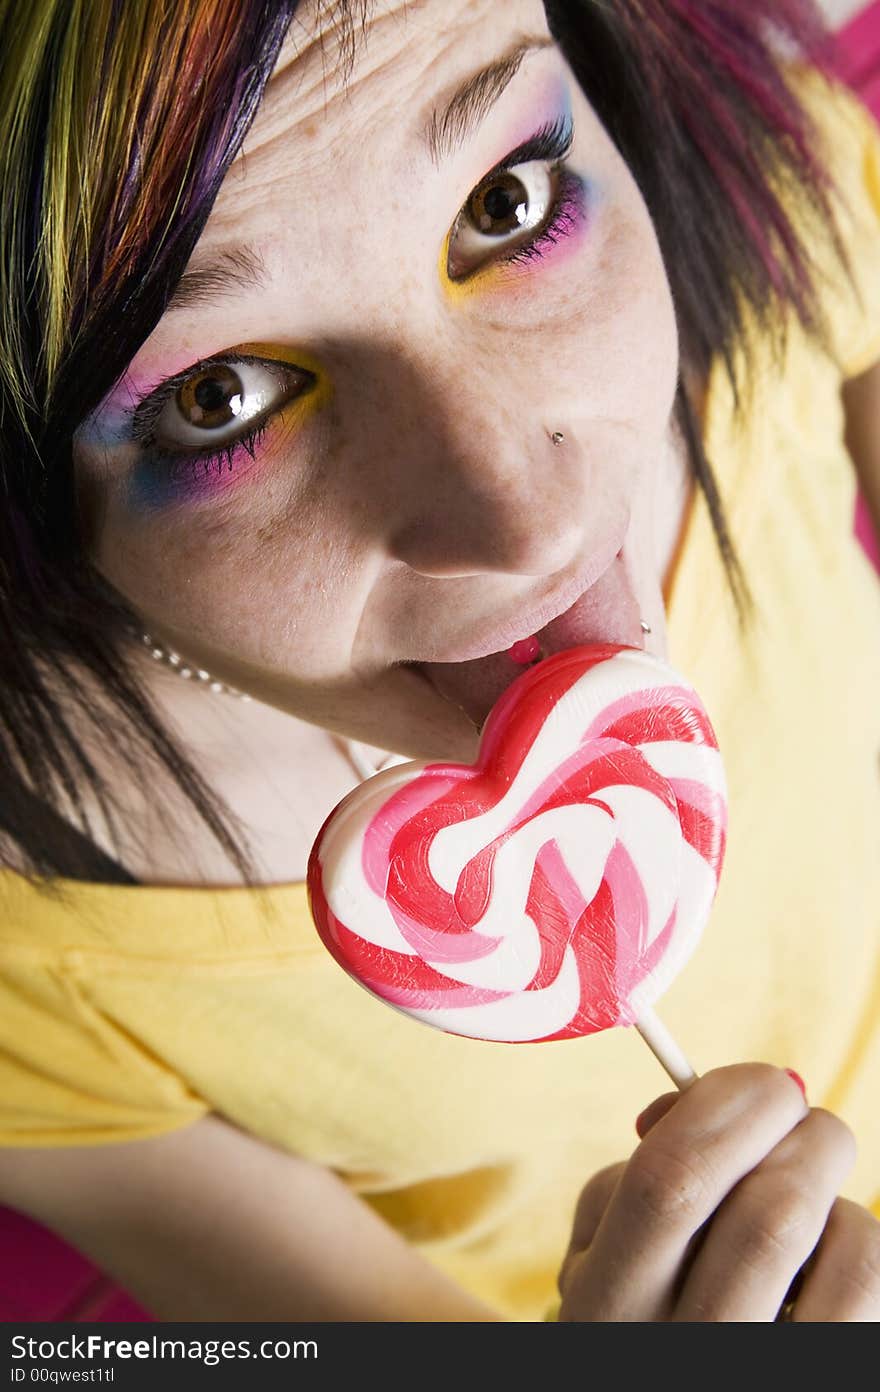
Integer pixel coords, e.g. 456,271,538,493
73,0,693,880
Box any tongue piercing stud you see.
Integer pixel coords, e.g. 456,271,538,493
509,636,543,665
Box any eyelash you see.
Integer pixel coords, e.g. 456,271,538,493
131,114,580,485
130,356,278,484
465,112,580,271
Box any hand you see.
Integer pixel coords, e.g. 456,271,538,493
557,1063,880,1321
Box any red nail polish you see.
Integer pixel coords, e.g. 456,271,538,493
784,1068,807,1099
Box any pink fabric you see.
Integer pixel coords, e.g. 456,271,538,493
0,1205,149,1322
835,1,880,89
2,0,879,1328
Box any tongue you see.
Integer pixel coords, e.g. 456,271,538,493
420,554,644,731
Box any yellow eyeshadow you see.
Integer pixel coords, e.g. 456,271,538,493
234,342,331,381
438,233,480,305
436,232,532,304
236,342,334,420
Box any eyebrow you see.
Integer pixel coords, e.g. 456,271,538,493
423,35,556,168
161,35,556,319
162,245,268,316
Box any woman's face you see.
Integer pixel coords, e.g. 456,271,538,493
75,0,681,764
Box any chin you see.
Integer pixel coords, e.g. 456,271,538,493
305,662,484,767
381,664,484,764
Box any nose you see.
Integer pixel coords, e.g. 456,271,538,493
386,425,589,579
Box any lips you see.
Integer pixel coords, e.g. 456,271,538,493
417,550,644,731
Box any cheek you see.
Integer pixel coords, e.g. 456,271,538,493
549,196,679,446
613,173,679,403
624,250,679,427
590,195,677,405
90,478,364,671
126,446,269,512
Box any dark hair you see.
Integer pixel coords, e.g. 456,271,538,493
0,0,841,889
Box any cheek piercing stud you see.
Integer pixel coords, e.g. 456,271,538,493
550,431,565,446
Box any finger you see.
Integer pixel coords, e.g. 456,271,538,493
790,1198,880,1321
558,1162,626,1298
671,1108,856,1321
563,1064,808,1321
636,1092,679,1139
559,1094,693,1302
568,1162,628,1250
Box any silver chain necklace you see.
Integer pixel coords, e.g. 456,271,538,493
136,628,407,780
138,630,252,701
136,608,653,781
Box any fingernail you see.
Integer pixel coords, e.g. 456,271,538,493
784,1068,807,1099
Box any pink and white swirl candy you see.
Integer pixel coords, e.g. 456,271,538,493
307,644,727,1047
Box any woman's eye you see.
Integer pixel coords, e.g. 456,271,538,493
447,158,559,279
134,357,312,455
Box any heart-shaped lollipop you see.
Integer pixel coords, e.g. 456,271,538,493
307,644,727,1084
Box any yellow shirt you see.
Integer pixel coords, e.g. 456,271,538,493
1,78,880,1322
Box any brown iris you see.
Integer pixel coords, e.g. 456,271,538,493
176,365,244,429
466,173,529,236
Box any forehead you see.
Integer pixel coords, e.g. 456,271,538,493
145,0,561,346
205,0,553,209
258,0,547,133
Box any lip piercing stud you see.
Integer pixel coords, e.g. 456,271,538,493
640,620,652,634
550,431,565,446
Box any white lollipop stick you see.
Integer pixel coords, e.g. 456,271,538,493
635,1006,698,1090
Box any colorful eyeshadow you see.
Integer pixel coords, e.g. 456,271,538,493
440,91,592,302
79,345,330,514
